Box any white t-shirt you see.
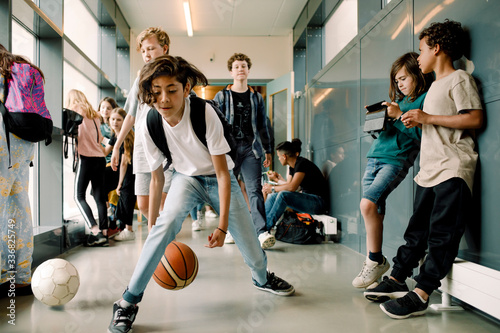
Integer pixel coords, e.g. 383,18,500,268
415,70,482,193
142,97,234,176
123,76,152,174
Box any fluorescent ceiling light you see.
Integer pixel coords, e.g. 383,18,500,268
183,1,193,37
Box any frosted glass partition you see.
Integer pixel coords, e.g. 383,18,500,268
324,0,358,66
64,0,99,65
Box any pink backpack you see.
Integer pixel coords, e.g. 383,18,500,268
1,62,53,144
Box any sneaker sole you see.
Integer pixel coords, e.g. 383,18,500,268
254,285,295,296
379,303,427,319
364,291,408,303
260,237,276,249
108,328,133,333
115,236,135,241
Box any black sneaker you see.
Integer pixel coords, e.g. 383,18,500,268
95,232,109,247
85,233,97,247
253,272,295,296
364,276,409,302
108,300,139,333
380,291,428,319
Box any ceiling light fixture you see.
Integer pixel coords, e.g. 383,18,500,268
183,1,193,37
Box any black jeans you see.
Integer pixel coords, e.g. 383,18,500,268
391,178,472,295
74,155,108,231
116,173,136,227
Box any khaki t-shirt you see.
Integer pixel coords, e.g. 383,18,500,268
414,70,482,193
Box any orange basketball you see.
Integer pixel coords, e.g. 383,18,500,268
153,241,199,290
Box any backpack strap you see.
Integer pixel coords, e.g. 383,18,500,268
146,107,172,170
189,96,207,148
190,95,238,162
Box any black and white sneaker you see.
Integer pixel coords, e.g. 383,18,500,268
380,291,428,319
95,232,108,246
108,300,139,333
85,233,97,247
364,276,409,302
253,272,295,296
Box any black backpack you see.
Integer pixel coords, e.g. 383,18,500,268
146,96,237,170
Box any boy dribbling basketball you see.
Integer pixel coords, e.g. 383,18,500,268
107,55,294,333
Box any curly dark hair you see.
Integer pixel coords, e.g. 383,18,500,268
419,19,466,61
227,53,252,71
137,55,208,107
389,52,434,103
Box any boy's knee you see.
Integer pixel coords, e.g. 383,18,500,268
360,198,377,215
137,197,149,214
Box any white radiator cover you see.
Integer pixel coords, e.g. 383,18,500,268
440,259,500,319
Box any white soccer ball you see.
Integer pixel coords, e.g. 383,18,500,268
31,258,80,306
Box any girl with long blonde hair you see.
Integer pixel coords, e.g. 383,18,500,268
67,89,109,246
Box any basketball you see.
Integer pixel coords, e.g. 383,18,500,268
153,241,199,290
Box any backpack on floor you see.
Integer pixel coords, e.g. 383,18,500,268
146,95,237,169
275,211,324,245
0,63,53,166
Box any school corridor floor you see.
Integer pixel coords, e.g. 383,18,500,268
1,215,499,333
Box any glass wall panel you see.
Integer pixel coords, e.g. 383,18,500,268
324,0,357,65
310,45,359,153
63,61,99,222
64,0,98,65
309,45,360,250
271,90,288,176
11,21,35,62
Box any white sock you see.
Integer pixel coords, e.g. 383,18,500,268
119,299,134,308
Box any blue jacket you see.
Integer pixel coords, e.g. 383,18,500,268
213,85,272,159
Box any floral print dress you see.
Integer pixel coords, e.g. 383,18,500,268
0,72,35,284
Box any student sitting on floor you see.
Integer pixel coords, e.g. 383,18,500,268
262,139,328,234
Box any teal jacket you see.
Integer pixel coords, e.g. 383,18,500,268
367,93,426,167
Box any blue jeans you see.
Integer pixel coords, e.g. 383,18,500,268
123,170,268,304
233,142,267,235
265,191,325,230
190,203,205,220
362,158,408,215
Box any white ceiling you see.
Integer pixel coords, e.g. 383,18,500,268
115,0,308,37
